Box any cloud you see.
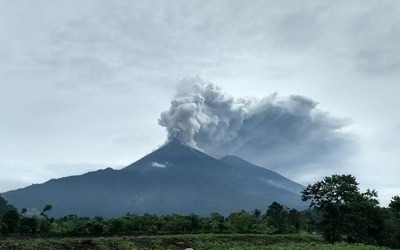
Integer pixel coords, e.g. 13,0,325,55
159,77,353,174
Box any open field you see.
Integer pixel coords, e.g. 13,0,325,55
0,234,390,250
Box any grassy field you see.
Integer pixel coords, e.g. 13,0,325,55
0,234,390,250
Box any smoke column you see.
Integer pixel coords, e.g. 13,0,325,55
159,77,351,173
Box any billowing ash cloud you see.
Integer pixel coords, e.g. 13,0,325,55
159,77,352,173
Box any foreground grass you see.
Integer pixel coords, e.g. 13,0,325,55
0,234,390,250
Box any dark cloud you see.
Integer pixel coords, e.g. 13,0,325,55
159,77,353,173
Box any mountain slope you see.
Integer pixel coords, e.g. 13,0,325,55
220,154,304,194
2,140,306,217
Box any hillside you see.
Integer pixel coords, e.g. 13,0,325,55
2,140,305,217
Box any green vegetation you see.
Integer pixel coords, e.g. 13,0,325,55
0,234,390,250
302,174,384,244
0,200,310,237
301,175,400,248
1,174,400,249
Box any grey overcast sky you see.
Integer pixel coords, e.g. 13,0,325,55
1,0,399,206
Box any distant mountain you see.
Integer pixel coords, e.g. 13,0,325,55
2,140,306,217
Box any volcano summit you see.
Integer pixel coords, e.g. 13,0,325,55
2,140,306,217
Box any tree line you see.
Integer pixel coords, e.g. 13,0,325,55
1,174,400,249
0,198,310,236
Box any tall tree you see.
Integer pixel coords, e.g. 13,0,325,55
40,204,52,219
383,196,400,248
302,174,383,243
389,195,400,216
0,195,16,218
1,209,20,234
287,209,302,233
251,209,262,219
18,217,39,234
265,202,288,233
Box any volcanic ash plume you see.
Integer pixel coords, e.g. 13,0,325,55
158,77,351,172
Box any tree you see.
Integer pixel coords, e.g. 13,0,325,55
40,204,52,219
0,196,16,219
287,209,302,233
251,208,262,219
108,218,124,235
302,174,383,244
38,204,53,234
18,217,39,234
389,195,400,216
209,212,225,232
186,213,200,232
265,202,288,233
227,210,256,233
1,209,20,234
383,196,400,248
0,196,8,218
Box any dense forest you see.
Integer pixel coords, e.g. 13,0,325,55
1,174,400,249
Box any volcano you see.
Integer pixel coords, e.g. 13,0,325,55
2,140,306,217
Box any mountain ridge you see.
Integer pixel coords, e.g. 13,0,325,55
2,140,306,217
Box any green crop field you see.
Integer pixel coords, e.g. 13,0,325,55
0,234,390,250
